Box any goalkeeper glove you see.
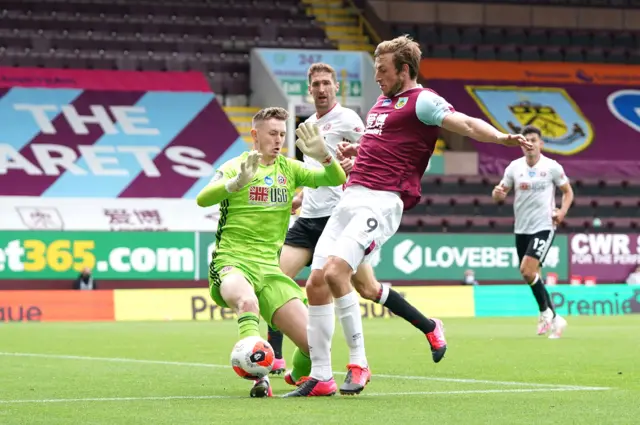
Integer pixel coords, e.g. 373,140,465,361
295,123,332,165
225,150,261,192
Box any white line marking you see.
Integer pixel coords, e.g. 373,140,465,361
0,387,610,405
0,352,610,391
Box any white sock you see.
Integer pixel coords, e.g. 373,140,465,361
378,283,390,305
335,291,367,368
308,304,335,381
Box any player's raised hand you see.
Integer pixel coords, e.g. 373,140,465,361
499,133,533,150
337,141,358,159
227,150,261,192
295,123,331,165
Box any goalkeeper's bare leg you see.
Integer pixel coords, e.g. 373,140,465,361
218,273,274,398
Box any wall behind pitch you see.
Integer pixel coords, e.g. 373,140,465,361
112,286,475,322
474,285,640,317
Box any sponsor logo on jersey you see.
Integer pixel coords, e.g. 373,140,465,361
395,97,408,109
528,170,536,177
381,99,392,107
221,266,234,274
519,181,546,191
264,176,274,187
607,89,640,133
323,123,332,132
365,112,389,136
466,85,594,155
277,174,287,185
248,186,289,205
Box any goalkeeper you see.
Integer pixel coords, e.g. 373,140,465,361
196,107,346,398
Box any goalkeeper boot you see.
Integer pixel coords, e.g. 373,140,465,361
282,377,337,397
339,364,371,395
250,376,272,398
426,318,447,363
270,358,286,375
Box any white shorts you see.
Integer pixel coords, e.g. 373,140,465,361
311,185,403,272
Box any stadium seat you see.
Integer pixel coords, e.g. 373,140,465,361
496,44,519,61
540,46,565,62
476,44,497,60
592,30,612,47
585,47,606,63
521,46,541,62
0,0,335,95
606,46,628,63
564,46,585,62
527,29,548,46
453,44,475,59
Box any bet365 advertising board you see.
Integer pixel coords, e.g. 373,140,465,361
3,231,639,283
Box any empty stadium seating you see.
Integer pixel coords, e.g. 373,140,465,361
392,24,640,63
0,0,335,96
410,0,640,6
399,176,640,233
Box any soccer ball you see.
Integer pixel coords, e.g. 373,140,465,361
230,336,275,380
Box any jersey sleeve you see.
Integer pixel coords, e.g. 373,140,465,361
287,157,346,189
340,112,365,143
195,157,240,206
415,90,455,127
500,162,515,189
550,161,569,186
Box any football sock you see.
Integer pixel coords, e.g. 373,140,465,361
290,348,312,382
540,276,557,318
308,303,335,381
237,312,260,339
335,291,368,368
528,274,549,312
267,326,284,359
376,286,436,333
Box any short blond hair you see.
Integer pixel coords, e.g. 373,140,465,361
374,35,422,80
252,107,289,127
307,62,337,83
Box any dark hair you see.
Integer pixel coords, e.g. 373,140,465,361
521,125,542,137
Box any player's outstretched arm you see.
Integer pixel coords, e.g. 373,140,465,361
441,112,533,150
196,151,261,207
292,123,347,188
289,155,346,189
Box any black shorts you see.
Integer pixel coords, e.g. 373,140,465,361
515,230,556,265
283,216,330,265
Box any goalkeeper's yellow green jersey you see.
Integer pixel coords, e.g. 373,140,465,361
207,152,345,266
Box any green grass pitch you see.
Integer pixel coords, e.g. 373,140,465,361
1,316,639,424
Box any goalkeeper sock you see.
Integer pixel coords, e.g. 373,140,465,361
375,285,436,334
289,348,312,382
267,326,284,359
237,312,260,339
